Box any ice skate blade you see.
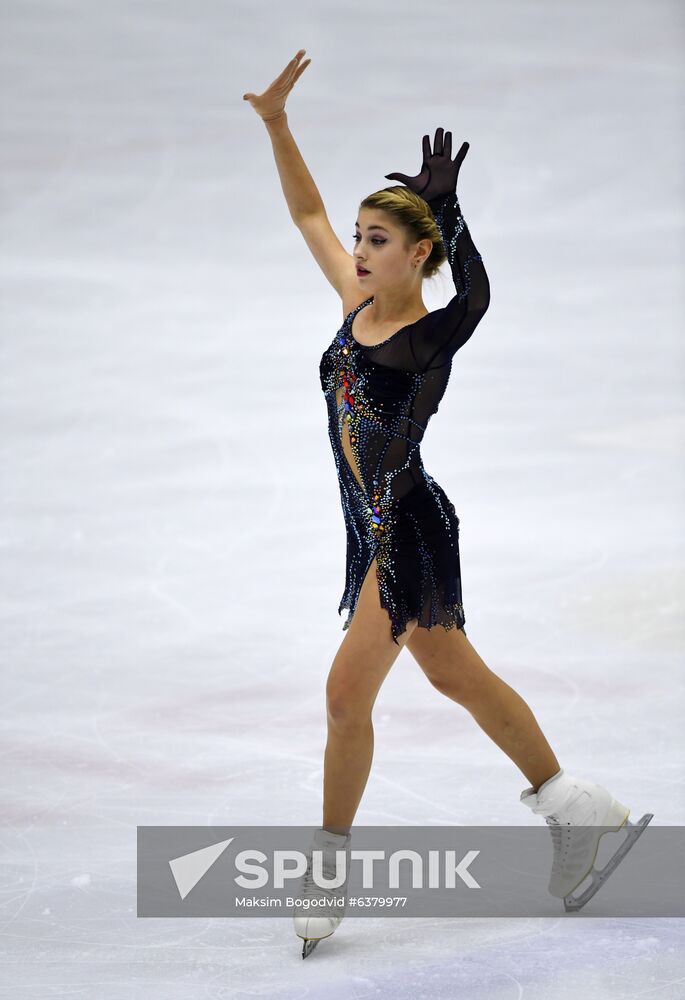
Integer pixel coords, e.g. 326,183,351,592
297,927,337,959
563,812,654,912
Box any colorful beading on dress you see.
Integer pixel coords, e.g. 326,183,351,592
319,190,490,644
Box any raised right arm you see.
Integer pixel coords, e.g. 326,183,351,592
263,111,325,222
264,112,356,301
244,51,357,304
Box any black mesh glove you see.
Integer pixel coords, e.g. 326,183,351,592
376,125,489,372
384,127,469,202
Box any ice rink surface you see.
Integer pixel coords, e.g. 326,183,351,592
1,0,683,996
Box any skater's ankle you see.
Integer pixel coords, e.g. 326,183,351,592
321,824,351,838
533,767,563,794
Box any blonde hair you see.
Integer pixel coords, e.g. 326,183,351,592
358,185,447,280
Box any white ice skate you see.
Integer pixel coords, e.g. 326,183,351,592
520,768,653,912
293,827,352,958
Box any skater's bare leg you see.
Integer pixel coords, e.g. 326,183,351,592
323,556,418,835
406,626,560,791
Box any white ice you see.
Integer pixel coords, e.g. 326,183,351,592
1,0,684,997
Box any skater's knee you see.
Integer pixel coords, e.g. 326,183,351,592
326,659,378,730
407,626,494,703
428,662,493,704
325,635,399,728
326,675,374,729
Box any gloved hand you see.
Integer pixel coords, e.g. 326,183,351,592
384,127,469,201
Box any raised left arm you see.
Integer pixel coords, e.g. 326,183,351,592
418,189,491,370
384,127,490,371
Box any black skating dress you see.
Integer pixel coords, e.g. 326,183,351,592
319,190,491,644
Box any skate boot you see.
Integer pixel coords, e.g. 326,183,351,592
293,827,352,958
520,767,653,911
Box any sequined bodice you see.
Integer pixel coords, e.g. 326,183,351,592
319,191,491,525
319,306,450,504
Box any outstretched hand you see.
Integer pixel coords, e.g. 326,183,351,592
385,127,469,201
243,48,311,122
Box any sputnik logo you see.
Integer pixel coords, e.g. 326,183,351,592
169,837,235,900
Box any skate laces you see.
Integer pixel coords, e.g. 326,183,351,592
543,812,569,873
302,849,348,895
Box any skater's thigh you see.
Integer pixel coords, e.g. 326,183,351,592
327,555,418,718
406,622,494,701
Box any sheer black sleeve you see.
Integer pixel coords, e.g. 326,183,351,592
410,191,491,371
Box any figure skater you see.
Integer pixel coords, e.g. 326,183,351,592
243,48,653,958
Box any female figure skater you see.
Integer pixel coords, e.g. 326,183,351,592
243,49,652,958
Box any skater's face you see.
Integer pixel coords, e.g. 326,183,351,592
353,210,431,290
